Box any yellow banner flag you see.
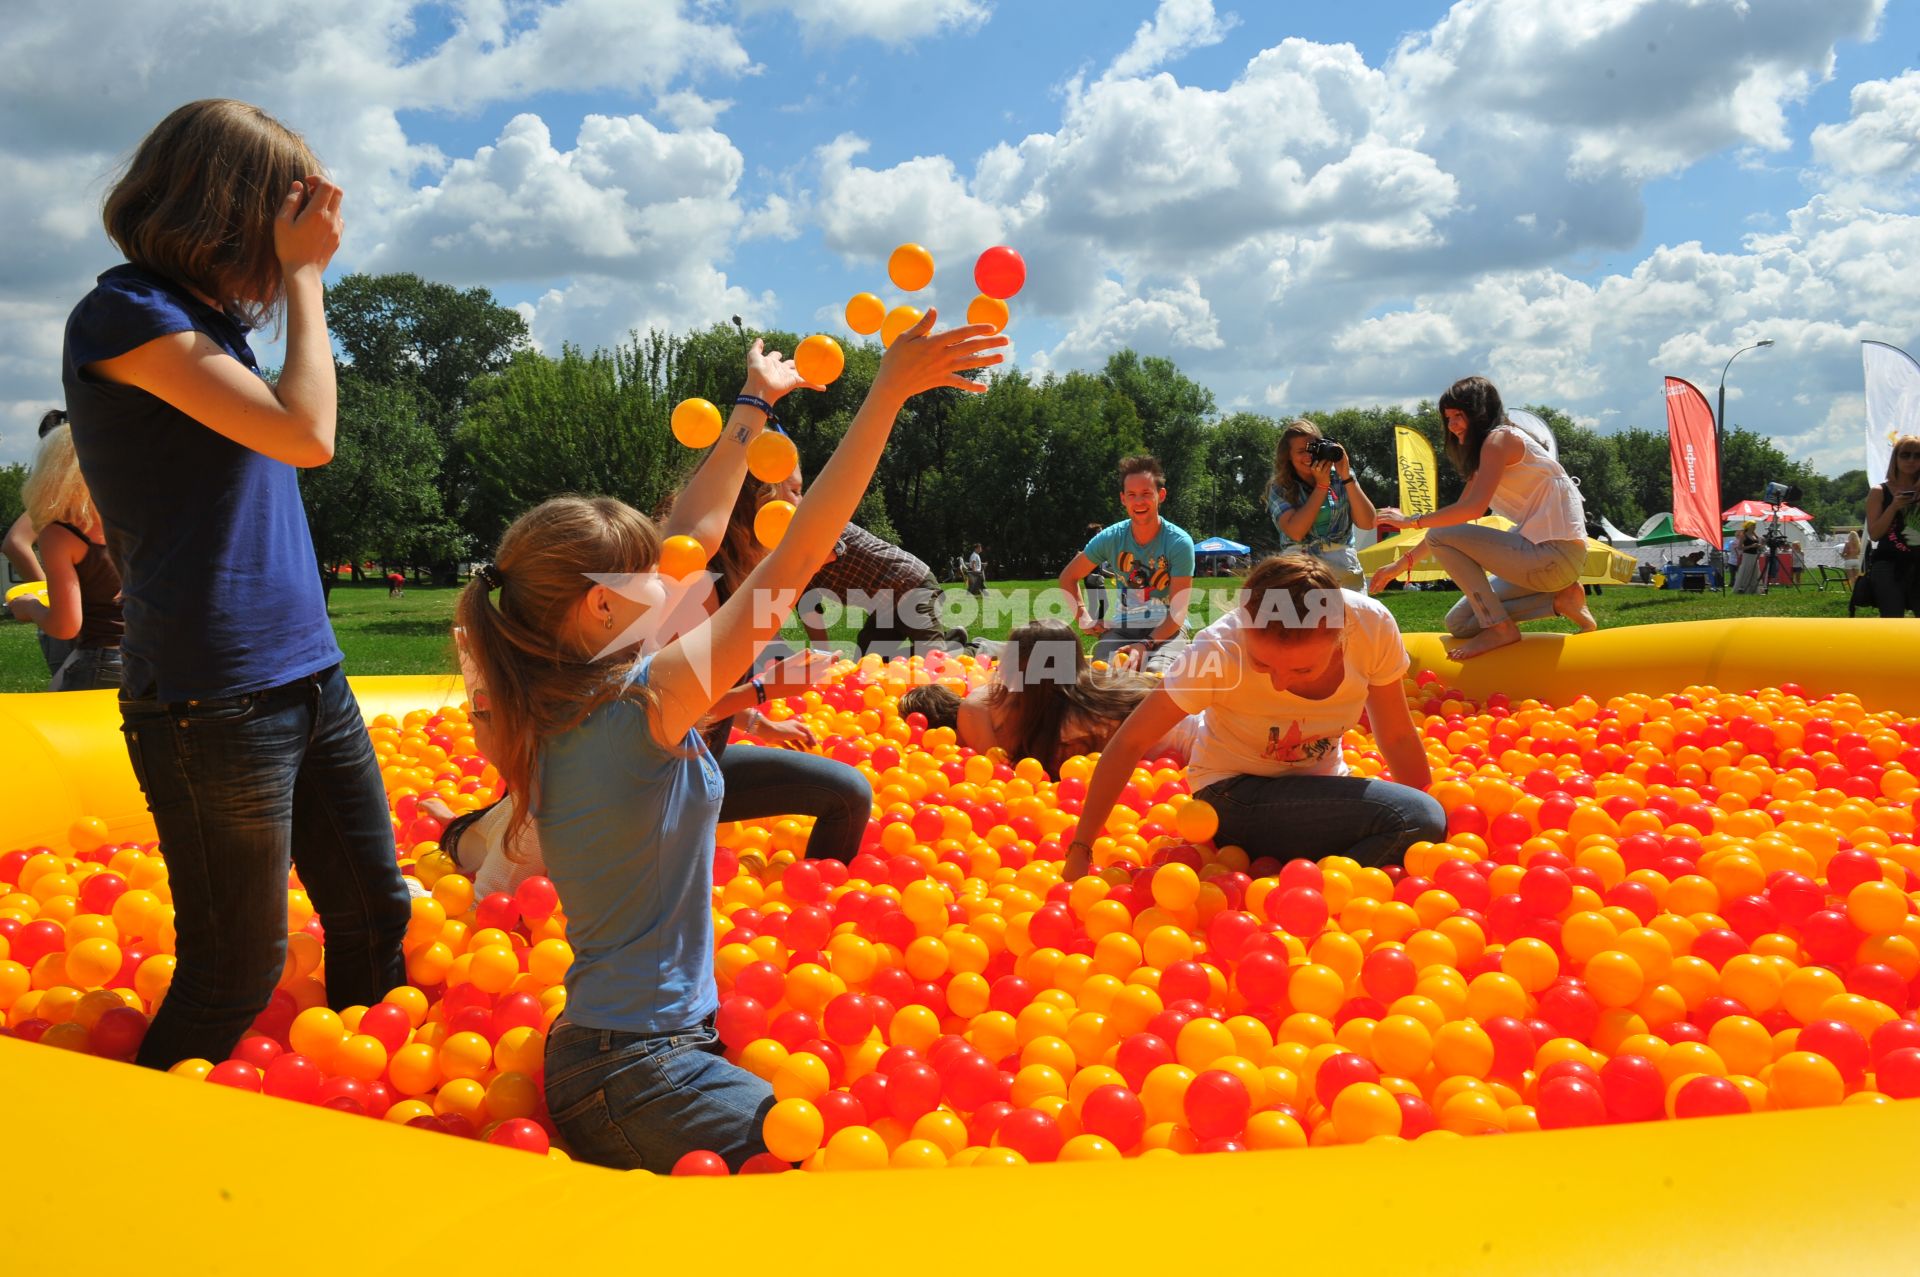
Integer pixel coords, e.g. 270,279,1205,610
1395,425,1438,516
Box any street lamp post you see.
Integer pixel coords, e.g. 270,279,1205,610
1715,338,1772,591
1716,338,1774,456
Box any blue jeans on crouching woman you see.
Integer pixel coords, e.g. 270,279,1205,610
120,664,411,1069
544,1017,775,1171
1197,772,1446,868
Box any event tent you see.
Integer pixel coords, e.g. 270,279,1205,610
1193,536,1250,555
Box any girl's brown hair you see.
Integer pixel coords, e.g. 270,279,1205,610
989,620,1155,775
1265,418,1325,511
1240,552,1344,640
1438,375,1507,479
21,425,97,534
708,477,782,600
455,497,663,840
898,684,961,731
103,99,321,328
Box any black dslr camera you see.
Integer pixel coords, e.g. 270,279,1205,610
1308,438,1345,465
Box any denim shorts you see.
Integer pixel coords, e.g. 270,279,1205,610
543,1016,775,1171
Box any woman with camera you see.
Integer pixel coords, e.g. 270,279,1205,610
1371,377,1594,660
1266,419,1376,589
1864,435,1920,617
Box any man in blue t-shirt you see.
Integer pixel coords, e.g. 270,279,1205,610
1059,454,1195,673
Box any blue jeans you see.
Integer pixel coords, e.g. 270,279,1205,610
544,1017,774,1171
121,664,411,1069
719,746,873,862
37,630,74,678
1198,772,1446,868
1093,624,1186,673
51,644,122,692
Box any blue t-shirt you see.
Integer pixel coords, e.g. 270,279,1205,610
62,265,340,702
1267,483,1355,551
537,657,724,1035
1083,518,1195,629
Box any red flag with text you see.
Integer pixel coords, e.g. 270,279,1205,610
1665,376,1720,544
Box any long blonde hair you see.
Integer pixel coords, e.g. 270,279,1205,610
22,425,97,534
455,497,664,839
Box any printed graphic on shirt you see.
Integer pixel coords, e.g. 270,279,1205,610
1116,548,1173,602
1261,719,1338,767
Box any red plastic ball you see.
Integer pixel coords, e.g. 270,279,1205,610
973,246,1026,300
671,1150,730,1176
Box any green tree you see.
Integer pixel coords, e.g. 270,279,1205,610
0,462,25,544
458,343,677,551
1201,412,1279,548
299,375,452,595
326,273,532,435
1101,351,1213,532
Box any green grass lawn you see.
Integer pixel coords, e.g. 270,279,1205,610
0,574,1861,694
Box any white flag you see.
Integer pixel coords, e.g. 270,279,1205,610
1863,340,1920,490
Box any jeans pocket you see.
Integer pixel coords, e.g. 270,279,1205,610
549,1086,647,1169
179,692,264,725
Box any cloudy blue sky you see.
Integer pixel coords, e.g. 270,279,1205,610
2,0,1915,474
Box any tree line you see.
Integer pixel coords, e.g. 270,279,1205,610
5,272,1862,584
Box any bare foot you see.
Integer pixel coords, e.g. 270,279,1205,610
1553,584,1597,632
1446,619,1521,661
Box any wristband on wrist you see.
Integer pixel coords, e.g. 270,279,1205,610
734,395,786,434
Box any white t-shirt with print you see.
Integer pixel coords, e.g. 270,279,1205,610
1161,590,1408,793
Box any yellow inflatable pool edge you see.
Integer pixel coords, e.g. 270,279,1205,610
4,1030,1916,1274
6,618,1920,1276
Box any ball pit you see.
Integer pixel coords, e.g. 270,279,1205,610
4,618,1920,1272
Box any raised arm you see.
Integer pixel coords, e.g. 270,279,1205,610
648,313,1005,744
87,177,346,469
661,341,819,554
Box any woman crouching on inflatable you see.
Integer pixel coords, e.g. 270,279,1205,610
1372,376,1593,659
1063,554,1442,879
454,312,1003,1172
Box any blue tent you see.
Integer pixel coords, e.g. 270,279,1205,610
1194,536,1249,555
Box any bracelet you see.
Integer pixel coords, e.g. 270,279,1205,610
752,676,767,704
734,395,785,434
1330,476,1348,488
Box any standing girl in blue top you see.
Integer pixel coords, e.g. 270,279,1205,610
1266,419,1377,590
61,100,410,1069
458,312,1004,1171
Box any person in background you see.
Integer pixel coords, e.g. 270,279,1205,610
1060,454,1195,672
1266,419,1376,589
1372,376,1593,659
1841,530,1864,592
7,423,124,689
796,515,971,658
3,409,80,677
966,543,985,597
1864,435,1920,617
1733,521,1764,595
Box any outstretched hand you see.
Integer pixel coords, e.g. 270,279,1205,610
767,647,838,693
743,338,823,404
870,309,1008,403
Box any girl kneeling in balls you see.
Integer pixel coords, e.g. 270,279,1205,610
457,313,1003,1171
1063,554,1442,879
